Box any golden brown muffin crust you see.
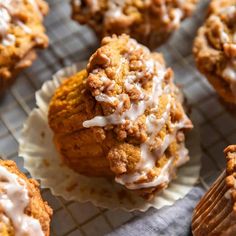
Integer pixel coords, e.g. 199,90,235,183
0,0,49,94
0,159,52,236
193,0,236,104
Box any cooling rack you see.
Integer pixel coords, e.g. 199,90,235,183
0,0,234,235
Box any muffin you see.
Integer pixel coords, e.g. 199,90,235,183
71,0,198,49
192,145,236,236
48,34,193,199
0,159,52,236
0,0,49,94
193,0,236,105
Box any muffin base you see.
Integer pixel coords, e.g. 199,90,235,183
192,145,236,236
19,63,202,211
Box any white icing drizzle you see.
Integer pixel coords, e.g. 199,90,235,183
0,0,38,46
220,6,236,17
216,5,236,45
116,157,174,190
95,94,118,104
16,20,32,34
159,0,184,26
83,39,190,189
223,60,236,83
160,1,169,23
0,6,15,46
105,0,126,22
2,34,15,46
225,63,236,98
0,7,10,36
28,0,43,19
216,6,236,99
83,98,147,127
220,31,229,43
117,118,189,189
137,98,172,172
172,9,183,27
0,165,44,236
83,57,165,128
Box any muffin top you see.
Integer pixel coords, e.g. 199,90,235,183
84,35,192,141
49,34,193,190
0,0,48,79
71,0,198,46
193,1,236,99
0,159,52,236
206,2,236,85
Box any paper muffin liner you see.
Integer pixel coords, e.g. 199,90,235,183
192,171,236,235
19,63,202,212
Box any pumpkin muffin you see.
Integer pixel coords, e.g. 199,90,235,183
48,34,193,199
193,0,236,105
0,0,49,94
0,159,52,236
192,145,236,236
71,0,198,49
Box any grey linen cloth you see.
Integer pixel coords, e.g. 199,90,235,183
106,186,205,236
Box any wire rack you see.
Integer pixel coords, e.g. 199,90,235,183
0,0,234,235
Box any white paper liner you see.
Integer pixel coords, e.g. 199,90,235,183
19,63,202,212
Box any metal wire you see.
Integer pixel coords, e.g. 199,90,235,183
0,0,232,235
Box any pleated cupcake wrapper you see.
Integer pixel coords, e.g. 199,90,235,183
192,171,236,235
19,63,202,212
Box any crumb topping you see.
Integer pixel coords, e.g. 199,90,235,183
83,34,193,189
0,0,45,46
194,2,236,101
0,0,48,82
207,6,236,85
